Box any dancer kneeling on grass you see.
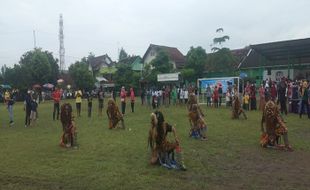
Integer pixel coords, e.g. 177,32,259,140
106,99,125,129
260,100,293,151
188,104,208,140
231,96,247,119
148,111,186,170
60,103,78,148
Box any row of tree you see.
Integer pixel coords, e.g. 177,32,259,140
0,29,240,91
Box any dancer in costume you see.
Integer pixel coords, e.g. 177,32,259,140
148,111,186,170
60,103,78,148
260,100,293,151
106,99,125,129
188,104,208,140
231,95,247,119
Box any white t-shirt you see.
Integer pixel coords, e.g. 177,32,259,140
184,90,189,99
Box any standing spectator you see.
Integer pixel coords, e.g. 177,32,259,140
258,84,266,111
112,87,116,101
184,88,189,104
98,86,104,116
130,87,135,112
218,84,223,107
165,86,170,107
146,89,151,107
87,92,93,118
141,88,145,105
206,85,212,107
157,88,162,107
270,82,277,102
278,78,287,115
291,82,299,113
243,92,250,110
152,89,158,109
75,89,82,117
180,88,185,104
250,84,257,110
225,89,231,107
299,81,310,119
52,87,61,120
30,98,38,126
120,86,127,115
171,86,177,106
24,90,32,128
7,91,14,126
213,86,219,108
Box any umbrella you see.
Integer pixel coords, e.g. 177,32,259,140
43,83,54,89
57,79,64,84
0,84,11,89
33,84,41,89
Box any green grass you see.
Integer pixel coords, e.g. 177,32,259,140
0,99,310,190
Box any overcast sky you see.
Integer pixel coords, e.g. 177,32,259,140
0,0,309,69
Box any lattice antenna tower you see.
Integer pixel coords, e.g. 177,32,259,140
59,14,65,71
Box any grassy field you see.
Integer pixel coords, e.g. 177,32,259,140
0,98,309,190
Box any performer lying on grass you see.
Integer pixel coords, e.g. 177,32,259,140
60,103,78,148
148,111,186,170
188,104,208,140
260,100,293,151
106,99,125,129
231,96,247,119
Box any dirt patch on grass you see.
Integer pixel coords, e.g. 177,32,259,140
208,148,310,190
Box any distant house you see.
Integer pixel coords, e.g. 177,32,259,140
88,54,115,76
118,56,143,71
142,44,186,70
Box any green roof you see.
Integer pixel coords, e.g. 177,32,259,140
131,57,143,71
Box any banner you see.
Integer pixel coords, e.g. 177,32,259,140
199,77,236,93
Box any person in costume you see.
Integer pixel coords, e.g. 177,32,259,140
106,99,125,129
188,104,208,140
232,95,247,119
148,111,186,170
260,100,292,151
60,103,78,148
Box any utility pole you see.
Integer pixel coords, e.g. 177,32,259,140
33,30,36,48
59,14,65,72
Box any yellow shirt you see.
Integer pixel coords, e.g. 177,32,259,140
75,91,82,103
4,91,10,101
244,95,249,104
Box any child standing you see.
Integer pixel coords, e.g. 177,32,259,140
243,92,250,111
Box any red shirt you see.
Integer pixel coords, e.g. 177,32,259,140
120,89,126,102
52,90,61,103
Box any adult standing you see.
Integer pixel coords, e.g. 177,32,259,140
213,86,219,108
278,78,287,115
171,86,177,106
120,86,127,115
7,91,14,126
24,90,32,128
52,87,61,120
75,89,82,117
299,81,310,119
218,84,223,107
141,88,145,105
250,84,257,110
98,86,104,116
130,87,135,112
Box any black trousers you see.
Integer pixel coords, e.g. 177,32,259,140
76,103,81,116
25,106,31,126
299,100,310,118
121,102,126,115
53,102,60,120
279,98,287,115
131,102,134,112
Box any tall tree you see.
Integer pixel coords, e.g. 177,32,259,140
150,50,173,73
211,28,230,52
68,59,95,90
119,48,128,61
184,46,207,80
